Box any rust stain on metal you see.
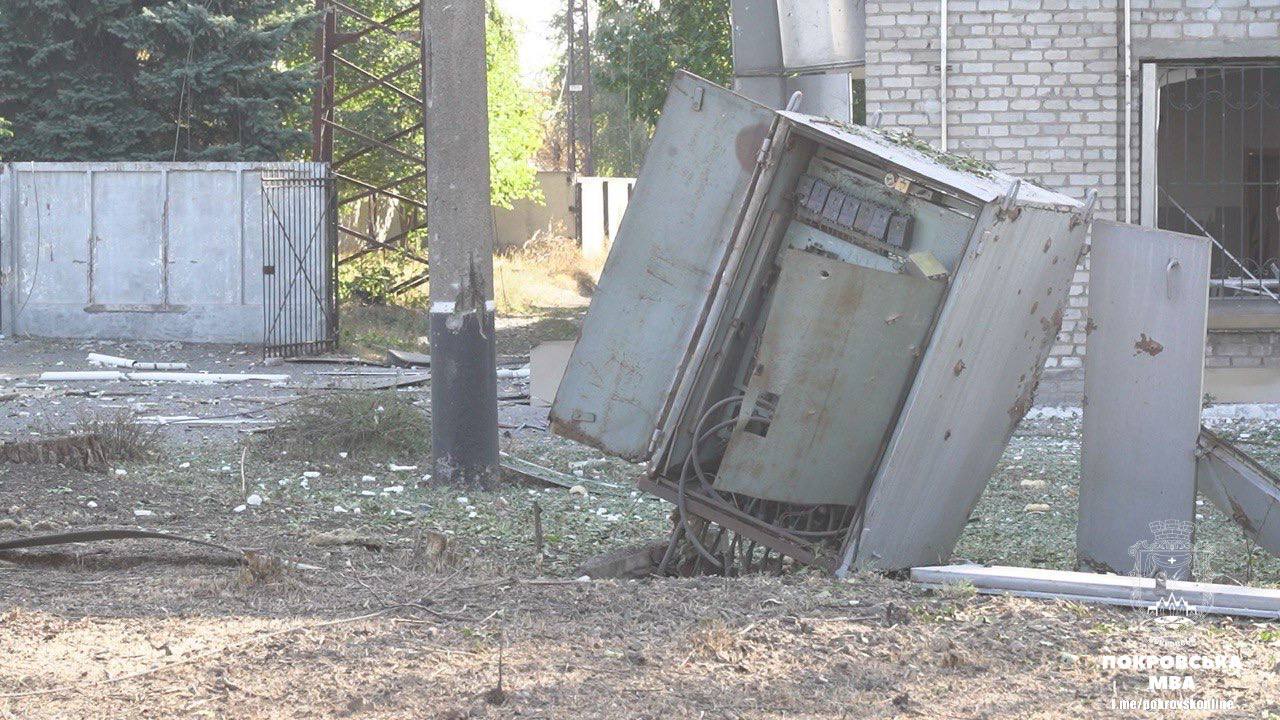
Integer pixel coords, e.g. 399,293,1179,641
1133,333,1164,356
952,359,966,376
1039,307,1064,335
1029,301,1039,315
1227,496,1258,535
1085,317,1098,335
884,312,902,325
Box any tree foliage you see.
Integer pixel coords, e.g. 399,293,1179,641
0,0,315,160
587,0,732,174
485,4,545,208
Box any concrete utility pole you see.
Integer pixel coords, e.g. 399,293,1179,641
422,0,500,487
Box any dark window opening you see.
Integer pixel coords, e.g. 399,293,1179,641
1155,62,1280,298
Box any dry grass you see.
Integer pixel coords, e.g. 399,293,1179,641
263,391,430,462
493,234,600,314
71,411,161,464
1,411,160,471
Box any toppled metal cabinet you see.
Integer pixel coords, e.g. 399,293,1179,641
551,72,1091,573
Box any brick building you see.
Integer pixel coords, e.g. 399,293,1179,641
858,0,1280,403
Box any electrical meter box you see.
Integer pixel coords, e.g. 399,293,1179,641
550,72,1093,573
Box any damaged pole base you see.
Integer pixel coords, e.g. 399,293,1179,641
429,300,500,488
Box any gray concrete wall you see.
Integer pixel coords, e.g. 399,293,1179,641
863,0,1280,403
493,170,576,249
0,162,327,343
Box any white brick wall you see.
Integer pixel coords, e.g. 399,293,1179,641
864,0,1280,393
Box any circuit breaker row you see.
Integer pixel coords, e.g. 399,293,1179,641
794,173,912,251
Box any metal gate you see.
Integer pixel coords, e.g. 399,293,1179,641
261,174,338,357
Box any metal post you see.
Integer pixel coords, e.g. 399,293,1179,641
423,0,500,486
311,0,336,162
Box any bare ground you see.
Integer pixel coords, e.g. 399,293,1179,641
1,331,1279,718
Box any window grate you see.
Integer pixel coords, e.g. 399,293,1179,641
1155,61,1280,299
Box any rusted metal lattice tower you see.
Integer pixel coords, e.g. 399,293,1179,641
564,0,594,177
311,0,429,296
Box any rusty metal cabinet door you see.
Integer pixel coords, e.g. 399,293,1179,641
550,71,776,461
1077,220,1210,576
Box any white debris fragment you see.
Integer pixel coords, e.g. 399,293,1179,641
569,458,608,470
114,468,127,477
389,463,417,472
86,501,98,508
339,452,349,459
361,475,377,483
246,493,263,506
496,366,531,379
133,509,154,517
456,496,469,505
1019,479,1046,489
360,490,376,497
576,575,591,582
569,485,588,497
233,504,247,513
179,462,191,469
333,505,348,513
382,485,404,494
303,471,321,478
1024,503,1051,513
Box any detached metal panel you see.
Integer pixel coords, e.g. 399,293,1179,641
1077,221,1210,576
550,73,776,460
1197,428,1280,559
852,205,1088,571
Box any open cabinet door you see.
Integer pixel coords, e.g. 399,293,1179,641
550,72,776,461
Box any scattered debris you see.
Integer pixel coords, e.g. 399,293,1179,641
87,353,187,371
40,371,288,384
530,341,574,407
913,564,1280,619
385,349,432,368
499,452,625,496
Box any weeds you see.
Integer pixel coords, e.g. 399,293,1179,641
71,411,161,463
264,391,430,461
1,411,159,471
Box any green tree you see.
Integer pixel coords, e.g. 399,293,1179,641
587,0,732,175
485,4,545,208
0,0,315,161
